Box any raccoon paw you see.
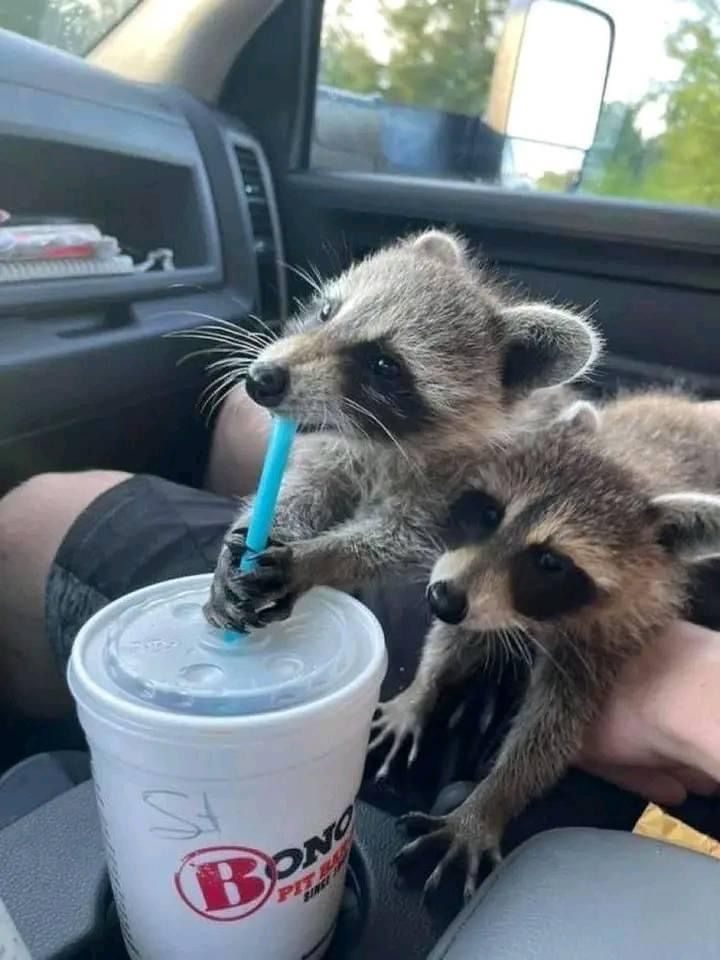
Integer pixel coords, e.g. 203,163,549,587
204,535,250,630
239,543,298,610
205,530,292,630
369,694,426,780
224,525,250,562
395,807,502,903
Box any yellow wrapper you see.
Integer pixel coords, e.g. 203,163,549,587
634,803,720,860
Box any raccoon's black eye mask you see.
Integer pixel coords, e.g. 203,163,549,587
445,490,505,547
510,544,597,620
341,339,434,436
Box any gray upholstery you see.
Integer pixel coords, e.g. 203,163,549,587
429,828,720,959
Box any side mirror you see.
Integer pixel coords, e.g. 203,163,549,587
487,0,614,153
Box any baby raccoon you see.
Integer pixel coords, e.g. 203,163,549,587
205,229,600,630
374,391,720,900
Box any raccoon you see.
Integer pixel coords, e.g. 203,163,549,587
374,391,720,901
205,230,600,630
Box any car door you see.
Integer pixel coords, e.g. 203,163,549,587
221,0,720,402
0,16,283,496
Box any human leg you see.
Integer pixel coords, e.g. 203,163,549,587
0,471,131,716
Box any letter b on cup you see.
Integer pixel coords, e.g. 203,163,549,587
175,846,277,921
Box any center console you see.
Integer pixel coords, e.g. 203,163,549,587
0,774,444,960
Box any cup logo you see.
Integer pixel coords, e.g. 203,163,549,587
175,846,277,921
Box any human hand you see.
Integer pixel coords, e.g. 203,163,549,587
578,621,720,805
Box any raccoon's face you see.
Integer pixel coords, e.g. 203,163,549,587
244,231,600,448
428,402,720,641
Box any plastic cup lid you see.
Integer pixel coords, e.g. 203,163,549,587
93,580,364,717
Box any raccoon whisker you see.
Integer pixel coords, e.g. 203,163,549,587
192,324,273,348
183,318,274,342
174,329,268,350
300,265,324,294
502,628,523,673
532,638,572,685
507,626,534,669
191,344,260,365
336,406,370,458
282,261,323,296
204,380,243,423
200,371,239,411
342,397,418,475
190,340,263,362
345,408,371,447
181,314,268,340
206,357,254,373
307,261,325,288
498,629,516,670
200,369,244,419
200,343,263,362
519,617,595,682
513,623,573,686
175,345,251,365
246,314,280,342
161,314,272,348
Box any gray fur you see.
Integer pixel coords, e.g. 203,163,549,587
381,390,720,901
205,230,600,629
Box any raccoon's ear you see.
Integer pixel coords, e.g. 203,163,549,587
408,230,468,267
500,303,602,396
555,399,601,434
652,492,720,559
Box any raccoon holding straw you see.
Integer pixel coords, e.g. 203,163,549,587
204,230,599,630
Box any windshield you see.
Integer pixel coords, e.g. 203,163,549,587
0,0,141,56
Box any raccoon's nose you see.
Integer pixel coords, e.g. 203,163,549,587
426,580,468,625
246,362,289,408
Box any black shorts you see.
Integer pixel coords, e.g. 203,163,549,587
45,474,432,701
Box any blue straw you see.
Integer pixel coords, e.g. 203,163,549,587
224,416,297,643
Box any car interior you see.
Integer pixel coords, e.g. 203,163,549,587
0,0,720,956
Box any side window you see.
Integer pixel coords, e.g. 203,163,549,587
312,0,720,213
0,0,140,57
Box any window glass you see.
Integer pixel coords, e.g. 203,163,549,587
0,0,141,57
313,0,720,211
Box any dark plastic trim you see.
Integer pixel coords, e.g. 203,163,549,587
224,129,289,323
289,0,324,170
0,31,223,315
286,171,720,257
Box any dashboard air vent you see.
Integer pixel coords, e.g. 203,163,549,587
231,140,286,325
234,145,274,260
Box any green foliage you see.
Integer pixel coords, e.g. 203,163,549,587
320,0,505,116
320,0,381,94
0,0,137,55
322,0,720,210
583,0,720,209
582,102,660,199
380,0,505,115
536,170,575,193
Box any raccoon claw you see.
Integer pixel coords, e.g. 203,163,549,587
225,526,250,561
226,527,287,570
203,597,247,632
240,544,294,601
205,530,292,631
395,809,501,903
241,592,297,628
369,695,425,779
